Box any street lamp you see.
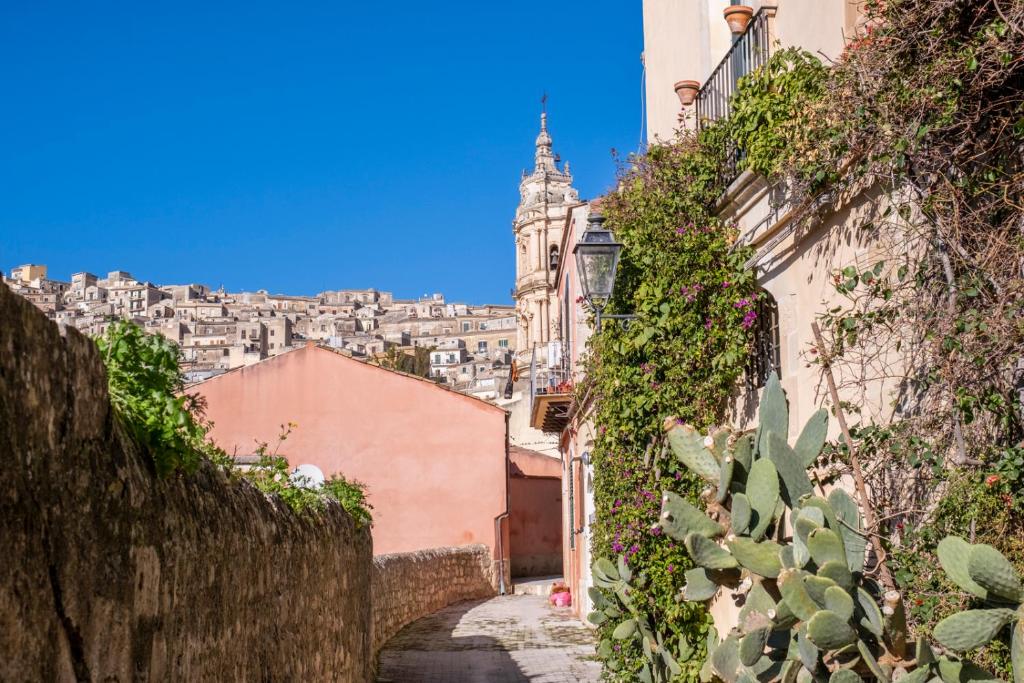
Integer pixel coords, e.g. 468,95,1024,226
573,213,637,332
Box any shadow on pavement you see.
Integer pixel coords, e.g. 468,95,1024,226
376,598,530,683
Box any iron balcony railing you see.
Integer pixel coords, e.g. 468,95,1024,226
695,5,775,186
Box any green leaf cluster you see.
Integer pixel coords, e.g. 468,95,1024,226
97,320,221,476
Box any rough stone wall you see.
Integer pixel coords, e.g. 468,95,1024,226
372,545,496,654
0,284,374,681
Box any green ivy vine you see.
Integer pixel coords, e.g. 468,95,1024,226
583,121,761,679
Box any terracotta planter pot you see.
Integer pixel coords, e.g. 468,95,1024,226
723,5,754,34
674,80,701,107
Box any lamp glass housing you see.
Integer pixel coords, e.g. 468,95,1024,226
573,215,622,306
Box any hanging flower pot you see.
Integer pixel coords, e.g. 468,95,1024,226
723,5,754,34
674,80,701,107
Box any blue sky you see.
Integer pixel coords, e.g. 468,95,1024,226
0,2,644,304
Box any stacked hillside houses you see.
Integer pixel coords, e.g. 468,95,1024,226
2,264,516,397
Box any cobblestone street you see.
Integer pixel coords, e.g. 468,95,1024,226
376,595,601,683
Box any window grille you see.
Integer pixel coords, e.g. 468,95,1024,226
746,291,780,391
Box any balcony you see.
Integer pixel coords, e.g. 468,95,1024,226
529,362,573,433
695,5,776,186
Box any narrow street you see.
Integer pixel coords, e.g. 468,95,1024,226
376,595,601,683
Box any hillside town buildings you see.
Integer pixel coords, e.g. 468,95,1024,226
2,263,516,395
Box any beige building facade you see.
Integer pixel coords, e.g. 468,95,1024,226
643,0,860,141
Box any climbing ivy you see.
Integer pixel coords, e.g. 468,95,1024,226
583,121,760,679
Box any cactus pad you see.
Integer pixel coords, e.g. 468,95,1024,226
739,583,777,624
817,561,854,591
731,492,752,535
757,371,789,448
766,432,813,507
747,457,780,540
967,543,1024,604
682,567,721,602
824,585,854,621
733,432,754,478
613,618,637,640
806,609,857,650
685,532,738,570
827,489,866,573
937,536,989,599
659,491,724,540
717,452,735,503
795,625,819,673
803,574,839,608
728,537,783,578
739,627,770,667
711,634,740,683
780,570,819,621
855,586,883,637
807,528,847,568
932,608,1016,652
667,423,720,483
794,408,828,467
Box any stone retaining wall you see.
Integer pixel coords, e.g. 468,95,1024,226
372,545,497,654
0,284,374,681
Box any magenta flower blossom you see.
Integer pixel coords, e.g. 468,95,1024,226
741,309,758,330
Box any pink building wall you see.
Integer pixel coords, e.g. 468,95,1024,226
555,203,597,617
509,447,563,577
195,344,510,561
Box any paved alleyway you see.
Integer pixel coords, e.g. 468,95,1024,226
376,595,602,683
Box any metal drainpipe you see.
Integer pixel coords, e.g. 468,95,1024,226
494,412,511,595
494,512,509,595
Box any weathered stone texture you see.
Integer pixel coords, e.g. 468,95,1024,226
0,284,373,681
372,545,496,654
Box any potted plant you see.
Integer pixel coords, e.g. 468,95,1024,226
674,80,701,107
723,4,754,34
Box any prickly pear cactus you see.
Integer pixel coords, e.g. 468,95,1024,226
635,372,1008,683
589,554,693,682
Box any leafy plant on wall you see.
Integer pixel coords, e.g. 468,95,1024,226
582,118,761,677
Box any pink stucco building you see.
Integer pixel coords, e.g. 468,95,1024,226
195,343,512,574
